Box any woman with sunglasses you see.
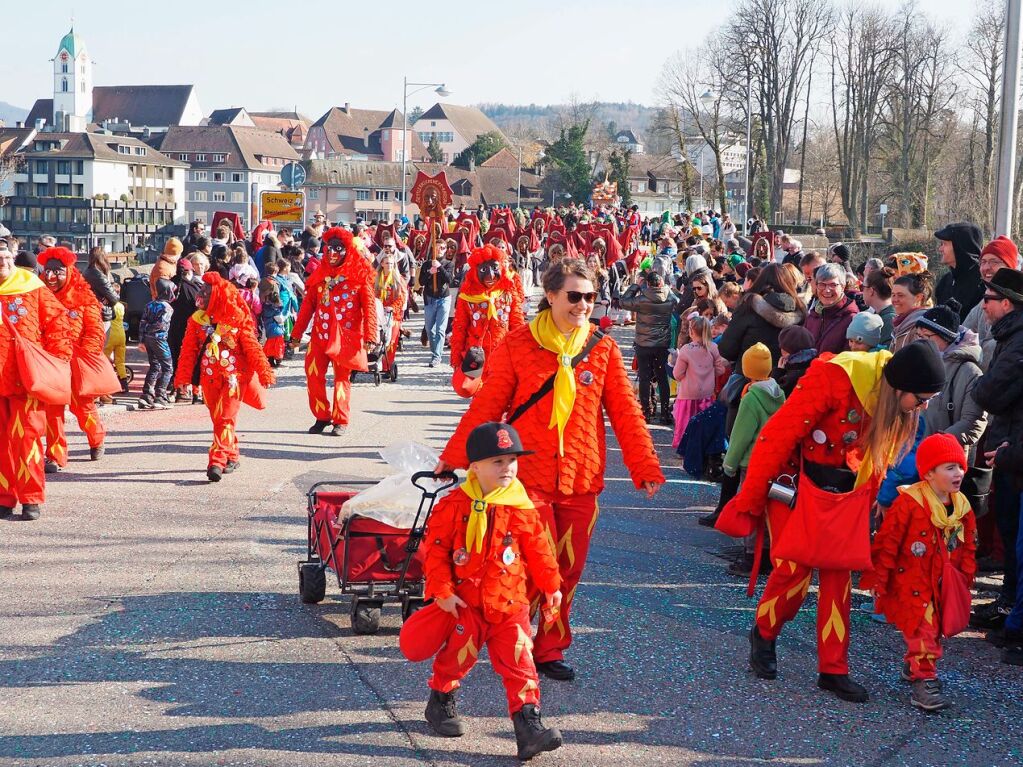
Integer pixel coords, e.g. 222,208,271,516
717,340,945,704
438,258,664,682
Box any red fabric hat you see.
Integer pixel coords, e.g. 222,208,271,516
485,228,510,248
203,271,254,331
981,235,1020,271
37,246,76,268
322,226,355,252
399,602,457,662
462,244,514,296
916,432,967,478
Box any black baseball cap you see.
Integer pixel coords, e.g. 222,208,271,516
466,422,534,463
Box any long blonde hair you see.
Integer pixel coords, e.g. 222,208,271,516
860,377,920,477
688,315,713,351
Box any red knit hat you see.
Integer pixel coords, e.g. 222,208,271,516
916,433,967,478
37,246,76,268
981,236,1019,271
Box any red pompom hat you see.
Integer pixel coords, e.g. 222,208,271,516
981,235,1020,271
916,432,967,478
37,246,77,268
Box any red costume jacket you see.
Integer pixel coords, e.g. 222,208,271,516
423,488,561,623
0,280,73,397
174,309,274,391
449,246,525,368
52,270,105,362
860,487,977,635
441,324,664,497
291,255,378,351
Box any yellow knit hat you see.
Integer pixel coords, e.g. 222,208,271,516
742,342,773,382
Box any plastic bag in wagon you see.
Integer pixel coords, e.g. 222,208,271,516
338,442,457,529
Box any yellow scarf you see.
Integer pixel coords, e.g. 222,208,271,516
460,473,534,554
529,309,587,456
827,350,893,488
375,269,394,297
460,289,503,320
0,269,45,295
900,482,971,545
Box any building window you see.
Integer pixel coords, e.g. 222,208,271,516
56,160,71,175
430,121,436,127
35,184,49,196
62,78,68,92
193,191,208,202
195,154,206,162
134,147,147,156
375,190,389,201
58,208,71,223
231,173,242,183
57,184,72,196
34,160,48,174
178,154,189,161
336,190,350,201
212,172,224,182
417,132,430,143
355,189,370,201
73,184,84,197
230,192,244,203
74,208,88,224
15,183,28,196
193,171,207,182
441,153,449,163
29,207,41,222
80,81,85,93
61,61,68,73
211,154,226,162
212,192,226,202
440,132,454,142
75,160,84,174
307,189,319,200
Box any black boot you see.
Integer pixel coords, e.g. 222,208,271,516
658,403,672,425
307,419,331,434
512,704,562,761
749,625,777,679
697,510,720,527
818,673,869,703
971,600,1010,630
90,445,105,461
0,505,14,519
425,689,464,737
21,504,41,521
535,659,575,681
207,465,223,483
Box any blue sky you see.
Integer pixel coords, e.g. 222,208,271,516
0,0,978,119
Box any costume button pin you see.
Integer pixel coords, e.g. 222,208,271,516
502,547,516,566
847,409,861,423
579,370,594,386
453,548,470,566
812,429,827,444
842,430,858,444
910,541,927,557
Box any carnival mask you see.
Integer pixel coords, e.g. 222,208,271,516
476,260,501,287
326,241,347,267
42,263,68,292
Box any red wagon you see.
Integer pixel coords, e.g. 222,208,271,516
297,471,458,634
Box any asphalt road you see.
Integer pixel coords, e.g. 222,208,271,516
1,317,1021,767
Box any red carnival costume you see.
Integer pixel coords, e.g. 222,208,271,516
39,248,107,466
717,353,891,676
291,227,378,429
0,267,73,515
174,273,275,478
423,486,561,713
442,320,663,664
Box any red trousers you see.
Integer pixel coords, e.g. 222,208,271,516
44,393,105,466
304,344,352,425
528,491,599,663
429,604,540,716
0,396,46,506
756,503,852,675
202,376,241,469
903,610,942,681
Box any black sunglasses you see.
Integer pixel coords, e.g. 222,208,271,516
982,294,1004,303
565,290,598,304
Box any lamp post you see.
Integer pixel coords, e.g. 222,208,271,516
742,74,752,235
401,77,451,220
995,0,1022,236
516,143,523,211
698,89,715,212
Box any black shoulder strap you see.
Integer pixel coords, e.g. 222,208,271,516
507,328,606,425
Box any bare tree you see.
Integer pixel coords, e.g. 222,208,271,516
723,0,831,218
830,4,898,235
802,126,843,226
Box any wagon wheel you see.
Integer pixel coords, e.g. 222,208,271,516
402,597,424,622
298,562,326,604
350,598,382,634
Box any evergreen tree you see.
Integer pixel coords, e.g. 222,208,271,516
539,122,592,205
607,148,632,207
453,131,507,169
427,133,444,163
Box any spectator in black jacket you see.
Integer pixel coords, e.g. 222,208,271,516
84,247,119,326
718,263,806,367
934,222,985,321
972,267,1023,638
619,271,680,424
419,240,455,367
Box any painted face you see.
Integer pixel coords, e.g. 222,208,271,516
43,263,68,292
476,259,501,288
325,240,346,267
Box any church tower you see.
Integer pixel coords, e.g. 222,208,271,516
52,27,92,132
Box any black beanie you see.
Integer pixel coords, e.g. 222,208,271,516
917,299,962,344
831,243,851,263
884,340,946,393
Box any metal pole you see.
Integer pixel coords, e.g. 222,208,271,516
401,76,408,220
516,144,522,210
995,0,1023,237
699,146,704,208
743,73,752,235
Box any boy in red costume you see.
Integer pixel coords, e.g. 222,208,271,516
290,227,377,436
0,246,72,521
422,422,563,761
449,245,525,398
39,247,108,469
861,433,977,712
174,273,275,482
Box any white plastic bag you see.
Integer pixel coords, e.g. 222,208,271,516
339,442,457,529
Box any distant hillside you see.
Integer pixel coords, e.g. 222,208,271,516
0,102,29,127
478,102,662,144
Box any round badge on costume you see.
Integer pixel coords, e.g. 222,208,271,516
812,429,827,444
502,547,516,566
910,541,927,557
579,370,594,386
847,409,861,424
452,548,470,566
842,430,858,445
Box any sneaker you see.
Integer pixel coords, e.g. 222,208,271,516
910,678,950,712
512,703,562,761
900,662,912,682
697,511,720,528
20,504,41,521
817,673,869,703
44,459,61,474
728,553,754,577
425,690,464,737
971,600,1010,630
153,397,171,410
192,392,204,405
118,377,130,393
327,424,346,437
136,397,155,410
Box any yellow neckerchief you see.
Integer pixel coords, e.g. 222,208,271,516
375,269,394,297
460,472,534,554
529,309,587,456
460,288,504,320
827,350,893,488
207,322,235,360
899,481,971,544
191,309,211,326
0,269,45,295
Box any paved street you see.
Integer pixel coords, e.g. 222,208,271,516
1,318,1021,767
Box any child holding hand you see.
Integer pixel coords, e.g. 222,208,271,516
420,422,563,761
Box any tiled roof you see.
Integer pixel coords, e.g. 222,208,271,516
304,160,411,187
7,130,186,167
157,125,299,170
417,103,506,144
208,107,252,126
479,147,519,169
311,106,428,159
92,85,197,128
25,99,53,126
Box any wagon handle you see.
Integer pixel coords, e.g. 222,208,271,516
411,470,459,498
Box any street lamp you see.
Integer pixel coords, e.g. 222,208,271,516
698,90,715,210
401,78,451,219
